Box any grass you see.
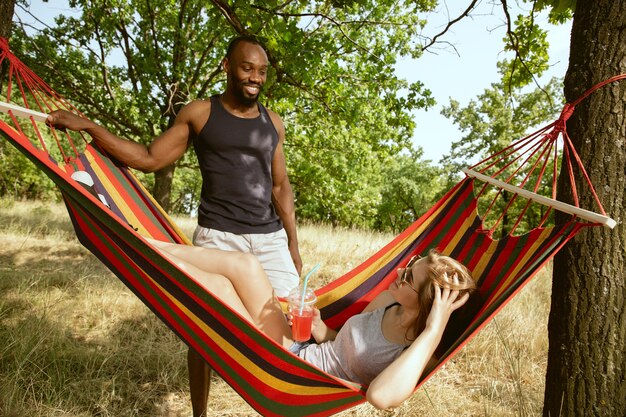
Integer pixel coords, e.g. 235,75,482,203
0,199,552,416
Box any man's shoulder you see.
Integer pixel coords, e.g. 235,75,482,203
185,99,212,112
263,106,284,131
263,105,280,119
176,100,213,135
179,99,212,122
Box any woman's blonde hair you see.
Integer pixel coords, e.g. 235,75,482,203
407,250,476,342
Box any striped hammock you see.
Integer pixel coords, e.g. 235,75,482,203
0,38,618,416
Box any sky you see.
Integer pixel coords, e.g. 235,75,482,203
397,2,572,161
17,1,572,162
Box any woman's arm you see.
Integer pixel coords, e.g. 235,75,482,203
310,289,394,343
365,284,469,409
310,308,338,343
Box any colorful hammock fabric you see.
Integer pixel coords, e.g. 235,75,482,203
0,38,618,416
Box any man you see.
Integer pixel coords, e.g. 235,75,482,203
48,35,302,417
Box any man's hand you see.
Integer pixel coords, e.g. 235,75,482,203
289,245,303,276
47,110,95,131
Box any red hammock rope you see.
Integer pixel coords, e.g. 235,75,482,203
1,37,87,167
467,74,626,235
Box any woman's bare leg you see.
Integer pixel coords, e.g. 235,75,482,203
147,238,293,347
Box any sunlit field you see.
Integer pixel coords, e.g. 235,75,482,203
0,199,551,416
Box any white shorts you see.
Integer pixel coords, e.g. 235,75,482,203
193,225,299,297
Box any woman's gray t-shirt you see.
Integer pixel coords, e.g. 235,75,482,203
298,305,406,385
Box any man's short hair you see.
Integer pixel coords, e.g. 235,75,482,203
225,35,265,59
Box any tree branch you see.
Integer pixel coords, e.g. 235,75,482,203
209,0,248,34
500,0,552,104
92,21,116,102
252,8,409,27
251,5,386,64
114,19,140,96
190,36,220,94
197,64,223,99
421,0,480,52
145,0,168,93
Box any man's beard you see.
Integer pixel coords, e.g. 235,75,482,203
229,72,262,106
235,87,260,106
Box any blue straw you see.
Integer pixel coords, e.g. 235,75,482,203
299,263,321,315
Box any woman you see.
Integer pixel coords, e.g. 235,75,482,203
147,238,475,410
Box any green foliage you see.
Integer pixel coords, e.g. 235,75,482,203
500,14,551,88
535,0,575,23
168,164,202,215
442,77,564,165
7,0,436,229
288,117,384,229
375,149,448,232
499,1,573,89
441,77,564,236
0,141,57,200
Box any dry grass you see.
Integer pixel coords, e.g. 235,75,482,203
0,199,551,416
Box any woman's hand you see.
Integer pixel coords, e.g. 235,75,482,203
309,308,338,343
286,308,328,342
425,273,470,333
310,307,323,331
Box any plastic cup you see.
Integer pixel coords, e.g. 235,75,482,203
287,286,317,342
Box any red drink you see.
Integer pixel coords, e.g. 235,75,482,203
291,310,314,341
287,285,317,342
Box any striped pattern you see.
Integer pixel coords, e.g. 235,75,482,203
1,38,612,415
1,118,592,416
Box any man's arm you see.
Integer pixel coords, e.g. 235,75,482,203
268,110,302,275
47,101,209,172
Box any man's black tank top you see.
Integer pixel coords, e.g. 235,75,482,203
192,95,282,234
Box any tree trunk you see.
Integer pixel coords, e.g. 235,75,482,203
544,1,626,416
151,108,185,212
0,0,14,39
0,0,15,90
153,164,175,213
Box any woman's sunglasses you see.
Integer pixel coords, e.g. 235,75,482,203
398,255,421,293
